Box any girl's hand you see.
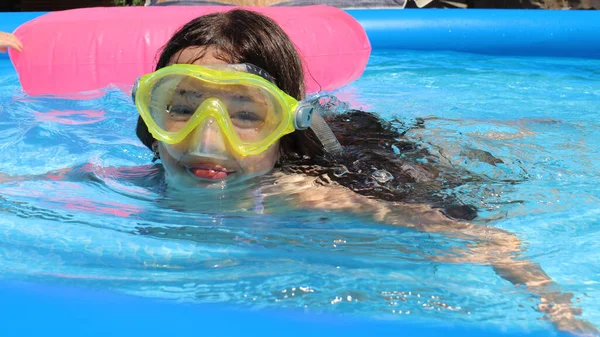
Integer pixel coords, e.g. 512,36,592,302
547,309,600,337
0,32,23,53
539,293,600,337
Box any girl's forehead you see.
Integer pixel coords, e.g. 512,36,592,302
168,46,231,66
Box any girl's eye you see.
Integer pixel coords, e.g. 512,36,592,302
231,111,262,122
230,111,264,128
167,104,194,115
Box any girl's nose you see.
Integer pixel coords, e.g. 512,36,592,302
187,116,228,156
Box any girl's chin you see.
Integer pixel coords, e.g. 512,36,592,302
164,167,272,190
165,170,243,189
167,176,228,189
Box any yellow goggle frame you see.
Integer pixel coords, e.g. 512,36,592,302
133,64,314,157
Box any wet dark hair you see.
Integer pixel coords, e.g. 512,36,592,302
280,111,479,221
135,9,478,220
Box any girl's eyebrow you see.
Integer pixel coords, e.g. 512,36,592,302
175,88,203,98
175,87,265,105
230,94,260,104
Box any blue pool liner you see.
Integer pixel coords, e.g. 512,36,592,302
0,280,570,337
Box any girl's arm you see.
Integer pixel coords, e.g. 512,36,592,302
0,164,162,187
265,172,598,336
0,168,77,183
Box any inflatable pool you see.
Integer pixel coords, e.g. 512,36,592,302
1,7,599,337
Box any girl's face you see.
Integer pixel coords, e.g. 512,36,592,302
157,46,281,189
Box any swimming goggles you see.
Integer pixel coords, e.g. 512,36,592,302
132,63,341,157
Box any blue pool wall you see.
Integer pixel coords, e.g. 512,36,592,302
0,280,571,337
2,9,600,60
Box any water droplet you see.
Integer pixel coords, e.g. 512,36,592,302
333,165,349,177
371,169,394,184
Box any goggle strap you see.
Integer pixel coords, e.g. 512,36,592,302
242,64,276,83
310,111,343,155
132,76,141,104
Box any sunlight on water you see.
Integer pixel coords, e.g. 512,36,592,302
1,51,599,333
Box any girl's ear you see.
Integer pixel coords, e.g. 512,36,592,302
276,140,282,162
151,141,160,162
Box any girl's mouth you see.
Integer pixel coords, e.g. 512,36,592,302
186,164,235,180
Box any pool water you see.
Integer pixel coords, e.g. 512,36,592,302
0,51,599,333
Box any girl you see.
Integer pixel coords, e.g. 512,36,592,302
132,9,597,335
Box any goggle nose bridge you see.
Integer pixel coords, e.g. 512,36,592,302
176,97,232,140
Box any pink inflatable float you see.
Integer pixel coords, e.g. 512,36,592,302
9,6,371,96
